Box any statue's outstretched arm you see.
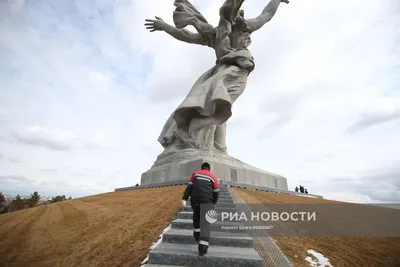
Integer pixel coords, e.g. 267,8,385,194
145,16,206,45
246,0,289,33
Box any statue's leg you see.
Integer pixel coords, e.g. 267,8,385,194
174,127,199,149
214,123,227,153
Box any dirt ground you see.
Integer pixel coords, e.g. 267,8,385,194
0,186,185,267
232,188,400,267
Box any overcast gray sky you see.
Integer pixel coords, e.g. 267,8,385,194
0,0,399,203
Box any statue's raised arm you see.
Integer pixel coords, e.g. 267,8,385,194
144,17,207,45
144,0,216,47
145,16,207,45
246,0,289,33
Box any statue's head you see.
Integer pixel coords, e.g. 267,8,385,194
239,9,244,18
173,0,184,7
220,0,245,23
234,9,248,31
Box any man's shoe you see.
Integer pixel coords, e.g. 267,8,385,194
198,244,208,256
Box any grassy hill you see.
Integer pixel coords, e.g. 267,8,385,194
0,186,185,267
1,185,398,267
232,188,400,267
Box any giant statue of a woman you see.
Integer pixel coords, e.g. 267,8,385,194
145,0,289,156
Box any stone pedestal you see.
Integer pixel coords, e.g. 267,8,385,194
141,149,288,190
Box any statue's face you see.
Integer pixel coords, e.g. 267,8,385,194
231,10,244,27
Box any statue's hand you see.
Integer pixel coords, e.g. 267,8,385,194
145,16,165,32
281,0,289,3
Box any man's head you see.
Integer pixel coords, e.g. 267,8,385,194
201,162,211,171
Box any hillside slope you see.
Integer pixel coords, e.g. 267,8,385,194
232,188,400,267
2,185,398,267
0,186,185,267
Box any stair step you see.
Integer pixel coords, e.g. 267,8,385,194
187,196,231,201
171,219,246,232
177,211,193,219
187,195,231,198
218,200,233,203
183,206,237,212
215,203,236,208
176,211,250,223
218,202,233,205
186,199,233,203
162,228,253,248
177,211,232,220
143,265,190,267
148,243,263,267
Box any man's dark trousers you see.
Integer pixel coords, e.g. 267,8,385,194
191,198,212,248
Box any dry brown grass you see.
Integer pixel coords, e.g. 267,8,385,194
0,186,185,267
231,188,400,267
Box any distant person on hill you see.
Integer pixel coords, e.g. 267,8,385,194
182,162,219,256
305,189,308,194
295,186,299,192
300,185,304,193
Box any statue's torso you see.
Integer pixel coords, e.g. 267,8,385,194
212,25,252,60
230,26,251,49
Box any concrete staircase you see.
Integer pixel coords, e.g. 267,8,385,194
143,185,264,267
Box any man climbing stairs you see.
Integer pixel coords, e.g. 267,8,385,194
143,185,264,267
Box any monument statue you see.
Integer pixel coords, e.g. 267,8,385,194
141,0,290,190
145,0,289,154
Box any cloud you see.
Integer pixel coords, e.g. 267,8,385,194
7,157,23,164
0,175,30,184
0,0,399,202
310,162,400,203
68,172,87,177
7,0,25,14
0,107,8,117
10,126,107,151
67,169,104,178
0,174,110,198
83,169,102,175
255,89,314,138
0,153,23,164
346,106,400,133
304,153,335,164
40,168,58,173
